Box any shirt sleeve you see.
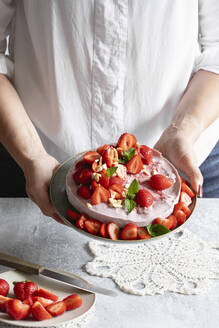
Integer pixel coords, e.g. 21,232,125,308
194,0,219,74
0,0,15,79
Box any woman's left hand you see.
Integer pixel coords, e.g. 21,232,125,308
154,125,203,196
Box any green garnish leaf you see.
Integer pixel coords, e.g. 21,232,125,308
147,224,170,237
127,179,139,199
106,166,118,177
119,147,136,164
124,199,136,213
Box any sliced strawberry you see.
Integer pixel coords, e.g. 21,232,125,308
66,209,80,221
166,215,178,230
108,183,125,199
107,223,120,240
78,168,93,184
0,278,9,297
99,223,108,238
102,146,118,167
109,176,124,186
83,151,101,164
13,281,38,301
91,180,99,191
63,294,82,311
97,144,110,155
46,301,66,317
137,227,151,240
6,299,31,320
76,214,88,229
77,185,91,199
153,217,172,230
75,160,91,169
92,160,98,172
99,172,110,189
181,183,195,198
23,296,33,306
150,174,173,191
179,191,192,206
116,164,127,180
126,155,143,174
174,210,186,225
0,295,11,312
91,185,110,205
32,301,52,321
72,168,83,185
174,201,191,217
34,288,58,302
117,133,137,151
120,223,138,240
32,296,54,308
84,219,101,235
140,145,153,165
136,189,154,208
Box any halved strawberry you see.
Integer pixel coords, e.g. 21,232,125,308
63,294,82,311
179,191,192,206
181,183,195,198
166,215,178,230
92,160,98,172
91,180,99,191
107,222,120,240
174,201,191,217
140,145,153,165
99,223,108,238
78,168,93,184
77,185,91,199
23,296,33,306
84,219,101,235
66,209,80,221
72,168,83,185
34,288,58,302
150,174,173,190
120,223,138,240
102,146,118,167
153,217,172,230
97,144,110,155
99,172,110,189
0,295,11,312
46,301,66,317
83,151,101,164
91,185,110,205
31,301,53,321
0,278,9,297
109,176,124,186
117,133,137,151
137,227,151,240
75,160,90,170
13,281,38,301
6,299,31,320
174,210,186,225
108,183,125,199
32,296,54,308
76,214,88,229
126,155,143,174
136,189,154,208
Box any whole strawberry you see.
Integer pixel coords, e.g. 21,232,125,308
13,281,38,301
0,278,9,297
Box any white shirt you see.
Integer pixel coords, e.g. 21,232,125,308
0,0,219,164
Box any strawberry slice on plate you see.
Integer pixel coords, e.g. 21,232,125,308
66,209,80,221
109,176,124,186
91,185,110,205
77,185,91,199
32,301,53,321
140,145,153,165
0,295,11,312
126,155,143,174
99,223,108,238
107,222,120,240
84,219,101,235
46,301,66,317
102,146,118,167
34,288,58,302
174,210,187,225
0,278,9,297
117,133,137,151
136,189,154,208
179,191,192,206
13,281,38,301
137,227,151,240
63,294,82,311
153,217,175,230
32,296,54,308
174,202,191,217
97,144,110,155
108,183,125,199
150,174,173,191
83,151,101,164
76,214,88,230
6,299,31,320
181,183,195,198
120,223,138,240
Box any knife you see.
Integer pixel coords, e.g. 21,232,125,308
0,252,117,297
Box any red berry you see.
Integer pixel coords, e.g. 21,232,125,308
6,299,31,320
109,176,124,186
120,223,138,240
46,301,66,317
91,185,110,205
91,180,99,191
77,185,91,199
31,301,53,321
140,145,153,164
174,210,186,225
63,294,82,311
34,288,58,302
126,155,143,174
76,214,88,229
99,173,110,189
150,174,173,190
99,223,108,238
32,296,54,308
0,295,11,312
0,279,9,297
83,151,101,163
72,168,83,185
13,281,38,301
137,227,151,240
75,160,90,169
97,144,110,155
78,168,93,184
136,189,154,208
179,191,192,206
102,146,118,167
181,183,195,198
108,183,125,199
153,217,172,230
117,133,137,151
66,209,80,221
84,219,101,235
174,202,191,217
107,222,120,240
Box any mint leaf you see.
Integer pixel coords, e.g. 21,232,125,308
106,166,118,177
119,147,136,164
127,179,139,199
124,199,136,213
147,224,170,237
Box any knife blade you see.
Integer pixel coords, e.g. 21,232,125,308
0,252,117,297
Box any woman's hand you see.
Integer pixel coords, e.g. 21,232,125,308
154,125,203,196
23,153,66,224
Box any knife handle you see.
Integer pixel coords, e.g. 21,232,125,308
0,253,44,275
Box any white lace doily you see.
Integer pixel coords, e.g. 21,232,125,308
86,229,219,295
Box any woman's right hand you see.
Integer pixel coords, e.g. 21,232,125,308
23,153,66,224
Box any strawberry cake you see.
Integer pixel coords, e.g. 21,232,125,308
66,133,181,228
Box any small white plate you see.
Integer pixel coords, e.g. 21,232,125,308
0,270,95,327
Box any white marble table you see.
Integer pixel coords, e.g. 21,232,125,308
0,198,219,328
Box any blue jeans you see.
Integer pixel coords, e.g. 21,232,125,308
200,140,219,198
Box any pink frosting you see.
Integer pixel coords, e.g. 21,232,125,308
66,149,181,227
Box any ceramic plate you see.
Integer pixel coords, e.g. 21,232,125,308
50,153,197,244
0,270,95,327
